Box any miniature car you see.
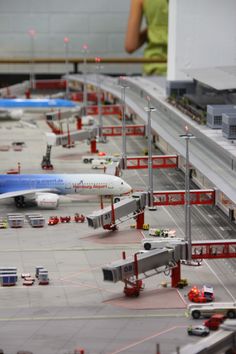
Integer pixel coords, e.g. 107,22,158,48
60,216,71,223
21,273,31,279
187,325,210,336
48,216,59,225
0,221,8,229
204,314,225,330
202,285,214,302
23,279,34,286
74,213,85,223
98,151,106,156
148,228,176,238
142,224,150,230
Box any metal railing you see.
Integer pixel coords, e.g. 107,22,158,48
0,57,167,73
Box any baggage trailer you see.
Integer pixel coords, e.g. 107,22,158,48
7,214,24,228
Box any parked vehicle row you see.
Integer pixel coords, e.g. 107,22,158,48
48,214,85,225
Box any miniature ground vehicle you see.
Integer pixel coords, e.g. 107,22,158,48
60,216,71,223
202,285,214,302
188,302,236,319
204,314,225,330
188,287,207,303
23,276,35,286
91,159,110,169
176,278,188,289
188,285,214,303
0,220,7,229
142,224,150,230
48,216,59,225
74,213,85,223
148,228,176,237
82,155,118,164
21,273,31,279
187,325,210,336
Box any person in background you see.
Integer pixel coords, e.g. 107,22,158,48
125,0,168,75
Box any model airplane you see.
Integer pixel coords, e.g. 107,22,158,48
0,98,77,112
0,108,24,120
0,173,132,208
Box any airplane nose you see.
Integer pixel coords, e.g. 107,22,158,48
124,182,132,194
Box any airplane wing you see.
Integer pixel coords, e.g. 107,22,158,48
0,188,59,200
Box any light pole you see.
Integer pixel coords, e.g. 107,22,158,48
145,96,156,210
179,126,195,262
118,77,129,169
28,29,36,90
82,44,89,108
95,57,103,142
64,37,70,98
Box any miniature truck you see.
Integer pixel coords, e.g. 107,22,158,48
148,228,176,238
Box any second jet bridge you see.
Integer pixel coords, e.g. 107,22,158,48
86,194,146,230
102,242,186,283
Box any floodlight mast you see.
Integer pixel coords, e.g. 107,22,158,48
145,96,156,210
95,57,103,142
179,126,195,262
119,77,129,169
64,37,70,99
82,44,89,108
28,29,36,90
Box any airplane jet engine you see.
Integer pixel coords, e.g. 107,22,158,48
35,193,59,209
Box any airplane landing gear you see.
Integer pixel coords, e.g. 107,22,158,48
14,196,26,208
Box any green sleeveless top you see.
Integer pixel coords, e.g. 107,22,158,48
143,0,168,75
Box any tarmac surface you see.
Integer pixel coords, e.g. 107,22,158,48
0,110,236,354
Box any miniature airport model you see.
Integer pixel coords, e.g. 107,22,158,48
0,78,235,354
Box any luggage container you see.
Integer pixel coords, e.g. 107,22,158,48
0,274,17,286
35,266,45,278
38,269,49,285
7,214,24,228
25,213,42,221
29,217,45,228
0,267,18,284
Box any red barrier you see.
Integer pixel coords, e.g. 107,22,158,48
101,125,145,137
192,240,236,259
153,189,215,206
126,155,178,169
35,80,66,90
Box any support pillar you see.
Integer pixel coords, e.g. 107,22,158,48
136,211,144,229
90,139,97,153
171,261,181,288
74,349,84,354
111,196,115,225
100,196,104,210
76,116,82,130
25,88,31,99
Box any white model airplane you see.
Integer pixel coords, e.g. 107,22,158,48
0,173,132,209
0,108,24,120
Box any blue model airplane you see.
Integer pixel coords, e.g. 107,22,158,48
0,174,132,208
0,98,76,109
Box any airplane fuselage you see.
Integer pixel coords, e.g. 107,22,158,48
0,174,131,196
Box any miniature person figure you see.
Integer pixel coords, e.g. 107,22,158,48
125,0,168,75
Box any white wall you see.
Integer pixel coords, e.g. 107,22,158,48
167,0,236,81
0,0,143,75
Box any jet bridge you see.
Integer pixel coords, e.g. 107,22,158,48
102,246,185,283
45,127,97,147
86,193,146,230
102,241,187,295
